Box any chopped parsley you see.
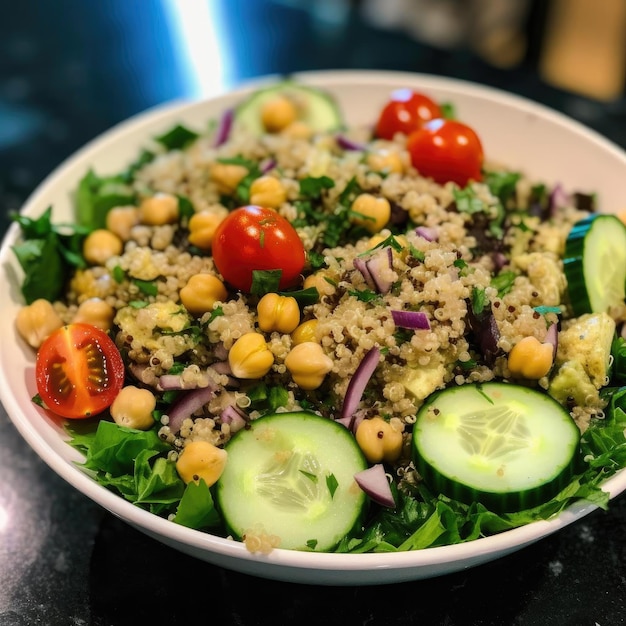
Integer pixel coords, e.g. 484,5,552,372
155,124,199,150
250,269,282,295
326,473,339,498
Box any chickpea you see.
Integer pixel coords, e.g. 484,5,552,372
284,342,333,390
83,229,123,266
176,440,228,487
73,298,115,331
291,319,318,345
260,95,298,133
188,211,225,250
350,194,391,234
106,206,139,241
210,162,248,195
303,272,336,297
508,336,554,379
15,299,64,349
180,274,228,317
249,176,287,209
110,385,156,430
280,121,313,140
355,416,403,464
257,293,300,334
138,193,179,225
228,332,274,379
366,149,404,175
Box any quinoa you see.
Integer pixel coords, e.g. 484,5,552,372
36,85,626,554
60,104,609,454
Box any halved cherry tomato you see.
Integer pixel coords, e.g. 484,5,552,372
406,118,484,187
211,205,306,293
375,89,443,140
35,323,125,419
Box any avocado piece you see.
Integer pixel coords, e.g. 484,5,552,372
555,312,615,388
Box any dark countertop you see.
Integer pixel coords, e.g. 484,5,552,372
2,2,626,624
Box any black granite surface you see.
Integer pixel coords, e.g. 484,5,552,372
2,1,626,624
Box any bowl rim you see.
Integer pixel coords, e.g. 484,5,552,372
2,68,626,579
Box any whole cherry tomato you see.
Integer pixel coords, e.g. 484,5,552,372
406,118,484,187
212,205,306,292
36,323,125,419
375,89,443,140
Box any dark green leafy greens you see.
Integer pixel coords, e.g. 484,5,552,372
76,169,136,229
11,206,90,303
64,388,626,550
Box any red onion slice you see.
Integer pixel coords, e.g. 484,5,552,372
544,323,559,360
213,108,234,147
391,309,431,330
335,408,367,434
260,157,277,174
354,464,395,508
167,383,217,434
415,226,438,242
335,133,367,151
341,347,381,421
220,405,248,434
353,256,376,290
365,247,394,294
549,183,570,213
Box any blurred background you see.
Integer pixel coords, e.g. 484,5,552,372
2,0,626,236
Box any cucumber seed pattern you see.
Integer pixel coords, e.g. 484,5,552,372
457,404,532,461
256,451,326,511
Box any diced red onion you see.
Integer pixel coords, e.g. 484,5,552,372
354,464,395,508
544,323,559,360
220,405,249,434
391,309,431,330
167,383,217,434
354,248,394,293
492,251,507,272
341,347,381,422
335,408,367,434
260,157,277,174
366,247,394,294
549,183,570,213
159,374,186,390
335,134,367,151
353,256,376,290
415,226,438,242
210,361,233,375
213,108,234,147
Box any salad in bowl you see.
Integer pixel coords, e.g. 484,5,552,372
3,70,626,585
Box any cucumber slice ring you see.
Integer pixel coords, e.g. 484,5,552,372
216,411,367,552
412,383,581,512
564,214,626,316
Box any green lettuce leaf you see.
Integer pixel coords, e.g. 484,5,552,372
174,480,221,530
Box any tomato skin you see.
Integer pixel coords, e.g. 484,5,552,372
375,89,443,140
406,118,484,187
212,205,306,292
35,323,125,419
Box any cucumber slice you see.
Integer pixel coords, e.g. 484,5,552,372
232,82,343,136
412,383,580,512
563,214,626,316
216,411,367,551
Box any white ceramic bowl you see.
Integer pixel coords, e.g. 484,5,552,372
2,70,626,586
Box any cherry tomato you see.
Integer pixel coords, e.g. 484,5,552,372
406,118,484,187
212,205,306,292
375,89,443,140
35,323,125,419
